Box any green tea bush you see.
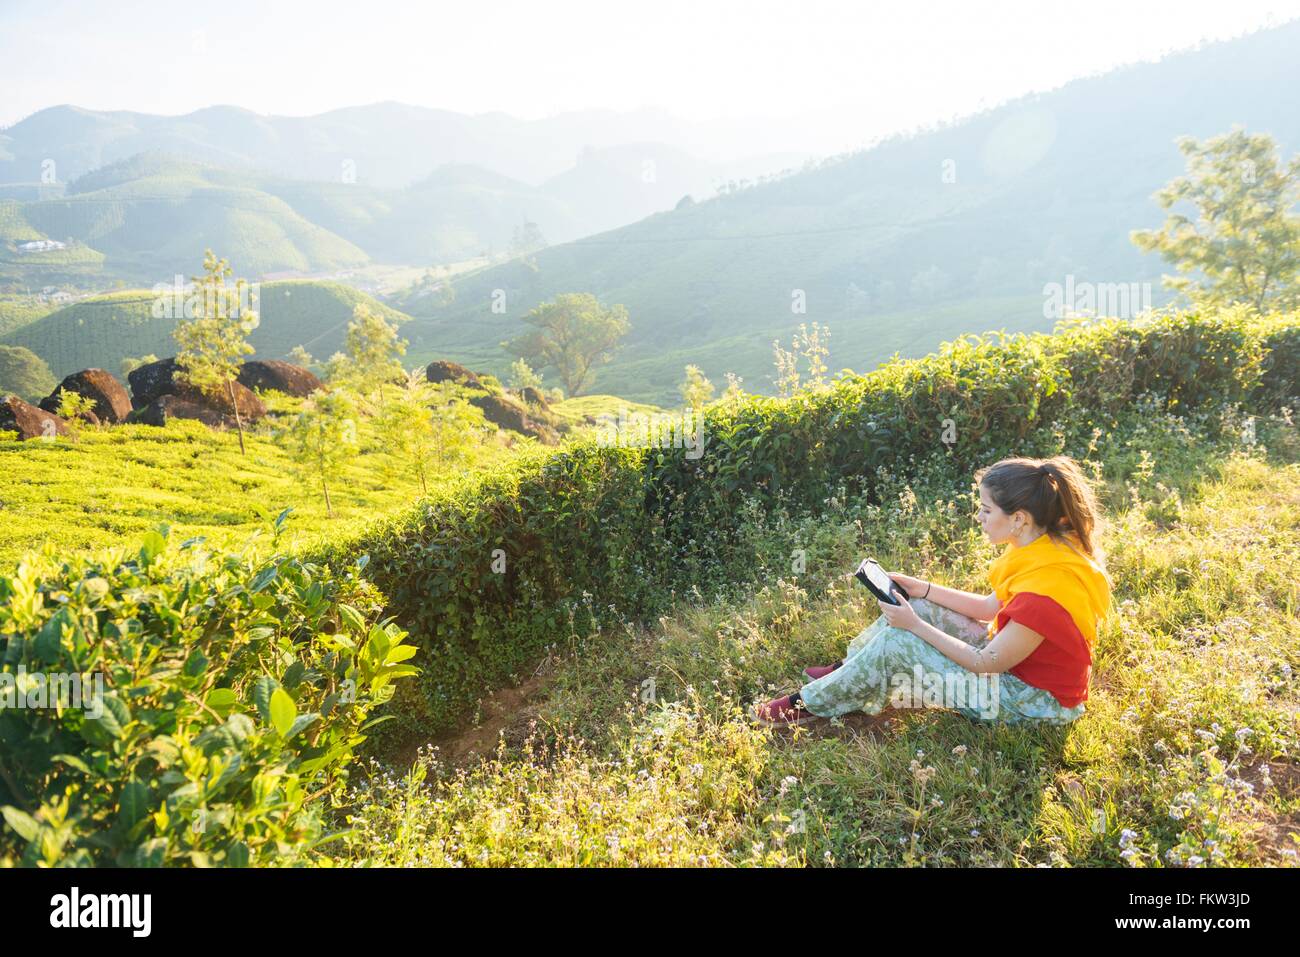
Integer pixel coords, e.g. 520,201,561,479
321,309,1298,746
1253,314,1300,411
0,517,417,866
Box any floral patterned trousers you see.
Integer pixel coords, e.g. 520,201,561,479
798,598,1086,724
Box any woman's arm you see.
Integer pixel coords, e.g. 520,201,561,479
878,597,1046,674
889,573,999,622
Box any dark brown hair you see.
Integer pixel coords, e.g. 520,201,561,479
976,455,1102,558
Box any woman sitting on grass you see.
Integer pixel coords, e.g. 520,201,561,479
755,455,1112,728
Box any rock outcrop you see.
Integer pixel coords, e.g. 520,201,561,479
128,357,266,422
519,386,550,409
425,360,482,389
1,395,70,440
470,393,559,444
133,394,238,429
237,359,322,398
39,368,133,424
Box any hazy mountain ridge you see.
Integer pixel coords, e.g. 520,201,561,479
0,101,809,190
394,20,1300,403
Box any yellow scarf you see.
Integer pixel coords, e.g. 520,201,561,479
987,531,1112,644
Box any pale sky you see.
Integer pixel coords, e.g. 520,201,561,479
3,0,1299,155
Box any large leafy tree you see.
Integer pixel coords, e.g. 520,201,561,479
504,293,630,397
173,250,259,453
1132,129,1300,313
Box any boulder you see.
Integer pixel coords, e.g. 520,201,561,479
127,357,183,409
425,360,482,389
470,393,559,444
39,368,133,424
237,359,322,398
0,395,70,440
519,386,550,409
128,357,266,421
133,394,237,430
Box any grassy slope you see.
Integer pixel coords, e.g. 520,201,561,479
335,415,1300,867
0,298,53,338
0,398,527,568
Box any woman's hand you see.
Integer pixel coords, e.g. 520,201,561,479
888,572,929,599
878,594,922,633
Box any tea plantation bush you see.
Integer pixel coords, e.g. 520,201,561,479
0,517,417,866
321,308,1298,744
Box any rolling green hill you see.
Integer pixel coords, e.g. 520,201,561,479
0,279,411,380
0,200,105,272
394,21,1300,405
13,155,369,280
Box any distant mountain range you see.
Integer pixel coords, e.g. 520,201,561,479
0,105,807,282
389,22,1300,404
0,102,811,189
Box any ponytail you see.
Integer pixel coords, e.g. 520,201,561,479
976,455,1103,559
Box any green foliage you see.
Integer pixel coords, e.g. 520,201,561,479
173,250,260,453
0,297,52,339
0,523,417,866
328,303,408,401
335,428,1299,867
1132,129,1300,312
0,344,55,402
1254,314,1300,410
772,322,831,397
373,375,486,496
287,345,315,370
319,309,1298,746
0,398,517,569
678,364,714,410
504,293,631,397
279,391,361,518
54,390,97,438
507,358,543,392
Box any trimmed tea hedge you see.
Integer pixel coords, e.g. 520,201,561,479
0,519,417,866
321,309,1297,744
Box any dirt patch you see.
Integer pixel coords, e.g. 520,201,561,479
1239,758,1300,862
392,672,551,771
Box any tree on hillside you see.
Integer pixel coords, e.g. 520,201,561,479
173,250,259,454
679,364,714,411
504,293,631,397
1132,129,1300,313
323,303,407,409
287,345,315,370
507,358,543,393
510,220,548,270
280,389,359,518
0,345,56,403
375,372,484,496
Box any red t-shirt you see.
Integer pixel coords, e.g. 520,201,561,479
996,592,1092,707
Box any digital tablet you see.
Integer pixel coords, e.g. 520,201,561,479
854,558,906,606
